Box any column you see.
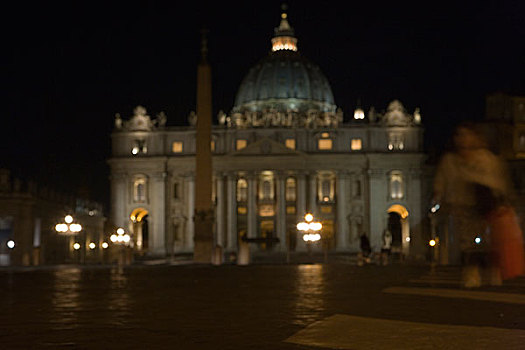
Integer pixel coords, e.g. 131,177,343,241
368,169,385,252
216,173,225,247
185,174,195,250
336,171,349,251
247,172,257,238
151,172,166,256
296,173,307,251
226,173,237,251
308,172,318,216
110,173,127,228
276,172,286,251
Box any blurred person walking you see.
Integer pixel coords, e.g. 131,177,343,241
433,122,523,287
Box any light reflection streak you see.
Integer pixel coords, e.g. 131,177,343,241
51,268,81,329
293,264,325,326
107,267,131,324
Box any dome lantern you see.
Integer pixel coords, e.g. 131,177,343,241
271,9,298,52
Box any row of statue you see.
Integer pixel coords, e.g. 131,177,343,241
207,108,344,128
114,106,166,131
115,101,422,131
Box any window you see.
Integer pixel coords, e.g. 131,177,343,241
237,179,247,202
210,140,216,152
321,180,331,201
318,139,333,150
388,133,404,151
519,133,525,150
318,173,335,202
132,140,147,155
237,207,247,215
258,172,274,200
172,141,183,153
285,138,296,150
133,178,147,202
236,139,247,150
351,138,362,150
285,177,296,201
173,183,180,199
262,180,272,200
389,172,404,199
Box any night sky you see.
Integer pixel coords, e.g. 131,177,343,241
4,0,525,210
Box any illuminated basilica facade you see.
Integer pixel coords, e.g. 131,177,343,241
108,12,426,259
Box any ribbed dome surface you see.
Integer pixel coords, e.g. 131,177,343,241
233,50,336,113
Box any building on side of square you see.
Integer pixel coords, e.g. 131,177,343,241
108,11,427,260
0,169,106,266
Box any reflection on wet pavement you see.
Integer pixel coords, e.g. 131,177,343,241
293,264,325,326
50,268,81,328
0,264,523,349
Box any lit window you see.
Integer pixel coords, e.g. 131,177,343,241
132,140,147,155
351,138,362,150
285,177,296,201
259,204,274,217
172,141,183,153
321,132,330,138
286,206,296,214
237,207,247,215
389,172,404,199
285,138,296,150
133,178,147,202
211,140,216,152
237,179,247,202
318,139,332,150
236,139,247,150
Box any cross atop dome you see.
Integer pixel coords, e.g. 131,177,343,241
271,4,298,52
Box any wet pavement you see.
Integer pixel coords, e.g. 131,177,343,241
1,263,524,349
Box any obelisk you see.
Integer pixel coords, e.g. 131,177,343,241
193,29,214,263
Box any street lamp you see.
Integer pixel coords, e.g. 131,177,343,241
55,215,82,235
7,240,15,249
297,213,323,259
110,227,131,245
110,227,131,271
55,215,83,264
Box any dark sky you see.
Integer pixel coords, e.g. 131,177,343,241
4,0,525,209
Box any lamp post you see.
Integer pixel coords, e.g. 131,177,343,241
55,215,83,264
297,213,323,261
110,227,131,272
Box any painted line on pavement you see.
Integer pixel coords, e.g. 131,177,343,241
383,286,525,305
285,314,525,350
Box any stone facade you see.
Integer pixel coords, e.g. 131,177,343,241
108,12,428,260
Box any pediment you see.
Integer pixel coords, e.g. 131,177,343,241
232,137,301,156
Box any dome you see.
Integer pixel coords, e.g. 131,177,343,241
232,12,336,114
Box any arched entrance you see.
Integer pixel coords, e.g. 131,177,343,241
130,208,149,252
387,204,410,256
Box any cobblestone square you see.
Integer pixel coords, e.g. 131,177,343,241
1,263,524,349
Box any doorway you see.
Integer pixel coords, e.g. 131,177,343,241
130,208,149,252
